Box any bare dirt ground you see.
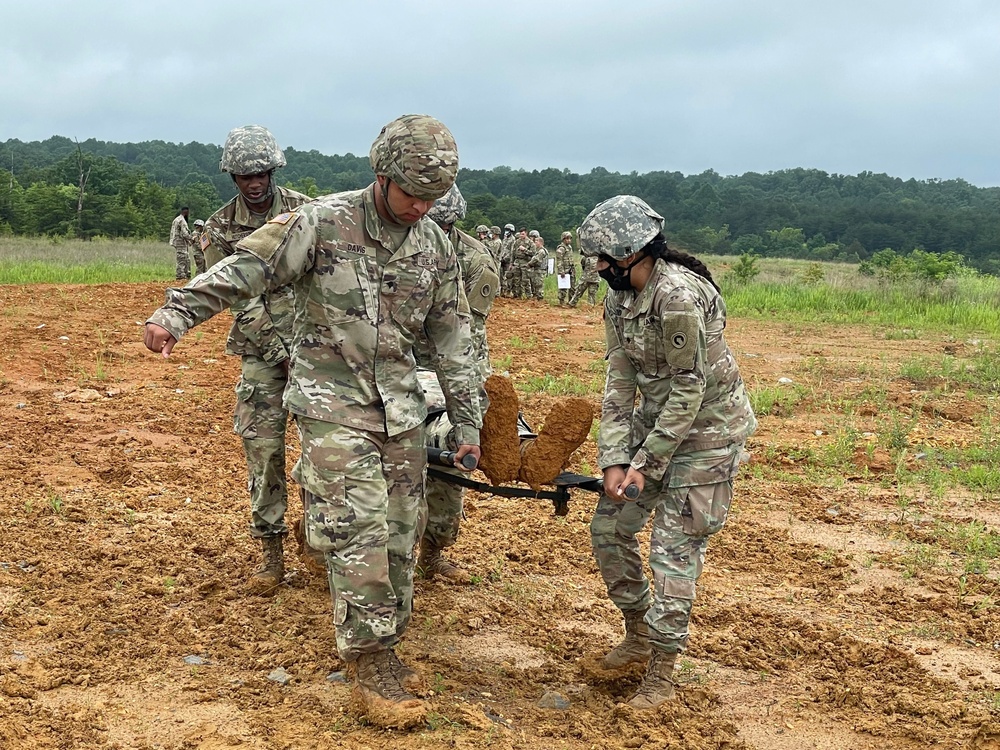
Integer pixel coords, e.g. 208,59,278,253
1,283,999,750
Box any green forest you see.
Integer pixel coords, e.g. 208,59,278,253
2,135,999,273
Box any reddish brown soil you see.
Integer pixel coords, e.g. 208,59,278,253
1,285,998,749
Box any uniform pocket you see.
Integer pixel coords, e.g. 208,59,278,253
679,481,733,537
306,255,373,325
233,380,257,438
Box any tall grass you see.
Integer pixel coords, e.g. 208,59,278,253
0,236,175,283
713,256,1000,335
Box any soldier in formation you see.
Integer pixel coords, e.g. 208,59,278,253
508,228,534,299
569,252,601,306
198,125,312,594
420,185,499,583
578,195,756,710
144,114,481,729
190,220,207,276
498,223,516,296
169,207,192,280
555,230,577,305
527,230,548,300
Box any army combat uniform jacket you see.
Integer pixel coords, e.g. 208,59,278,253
201,186,311,363
599,259,756,481
148,186,483,444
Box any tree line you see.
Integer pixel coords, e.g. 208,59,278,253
2,135,998,273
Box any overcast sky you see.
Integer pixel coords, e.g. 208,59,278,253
4,1,1000,185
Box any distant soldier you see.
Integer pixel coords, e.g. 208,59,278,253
169,207,192,280
422,186,499,583
499,223,516,296
555,231,577,305
570,253,601,306
527,230,547,301
201,125,311,595
190,219,207,276
509,228,534,299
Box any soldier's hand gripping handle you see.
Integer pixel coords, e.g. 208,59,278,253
428,447,479,471
623,484,640,499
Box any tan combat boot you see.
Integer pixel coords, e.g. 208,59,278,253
417,538,472,585
387,650,427,694
348,649,427,729
626,649,677,709
248,535,284,595
600,608,652,669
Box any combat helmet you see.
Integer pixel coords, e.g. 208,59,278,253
475,224,489,234
369,114,459,201
528,230,540,238
220,125,286,175
426,184,467,226
491,225,501,235
577,195,664,258
561,231,572,240
503,223,515,232
193,219,205,228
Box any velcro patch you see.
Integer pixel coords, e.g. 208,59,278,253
268,212,296,225
664,311,700,370
199,234,210,251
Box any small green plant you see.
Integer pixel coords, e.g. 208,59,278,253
48,492,64,515
163,577,177,593
493,354,513,371
800,263,825,285
729,253,761,284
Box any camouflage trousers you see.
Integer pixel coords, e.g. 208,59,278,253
173,242,206,279
590,443,745,654
233,355,290,538
422,413,463,548
557,271,576,304
569,280,599,306
528,268,546,300
508,262,532,299
499,260,513,296
294,417,425,661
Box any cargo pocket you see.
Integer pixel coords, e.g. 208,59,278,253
233,380,257,438
679,481,733,537
301,482,349,553
333,595,348,626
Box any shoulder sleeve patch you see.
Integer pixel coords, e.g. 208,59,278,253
237,219,299,262
268,212,296,225
663,311,701,370
199,234,210,251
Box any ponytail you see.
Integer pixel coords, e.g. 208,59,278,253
644,234,719,292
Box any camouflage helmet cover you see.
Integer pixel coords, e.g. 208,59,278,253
503,223,515,231
490,225,501,234
426,183,467,225
369,114,459,201
475,224,489,234
193,219,205,227
528,230,540,238
220,125,286,175
561,231,572,240
577,195,664,259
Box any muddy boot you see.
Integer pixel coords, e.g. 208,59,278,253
349,649,427,729
601,608,652,670
292,516,327,576
518,397,594,488
479,375,522,484
417,539,472,585
387,650,427,694
248,535,284,596
627,649,677,709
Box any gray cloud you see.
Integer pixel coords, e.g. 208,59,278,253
4,0,1000,184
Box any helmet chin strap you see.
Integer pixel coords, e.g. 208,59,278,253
243,183,274,206
378,177,413,226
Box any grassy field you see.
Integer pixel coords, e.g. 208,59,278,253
4,236,999,337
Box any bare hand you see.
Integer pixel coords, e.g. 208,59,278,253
603,465,644,501
144,323,177,357
454,444,482,472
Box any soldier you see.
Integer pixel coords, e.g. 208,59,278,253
528,232,547,301
190,220,207,276
569,252,601,307
143,114,481,729
421,186,499,583
489,225,502,262
169,207,192,280
555,231,577,306
508,227,534,299
200,125,312,595
578,195,756,710
498,223,516,296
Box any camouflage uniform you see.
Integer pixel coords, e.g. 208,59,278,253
498,226,516,296
486,228,502,265
527,237,548,301
190,220,208,276
146,185,483,660
582,196,756,657
421,226,498,551
201,185,311,540
569,254,600,306
509,234,534,299
170,212,193,280
555,235,577,305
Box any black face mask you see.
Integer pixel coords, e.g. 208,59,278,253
598,251,646,291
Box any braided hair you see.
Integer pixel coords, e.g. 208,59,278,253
644,234,719,292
